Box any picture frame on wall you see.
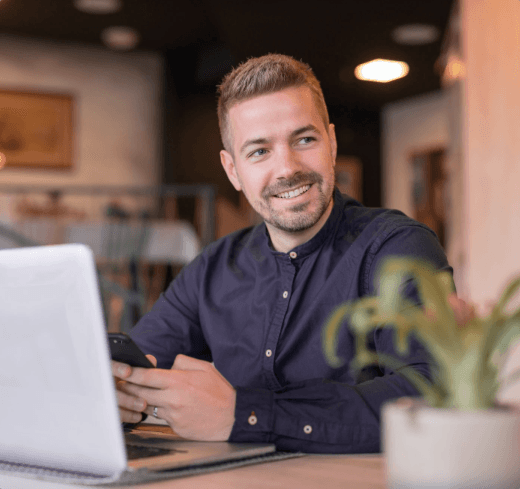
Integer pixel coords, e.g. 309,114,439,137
0,89,74,170
335,156,363,202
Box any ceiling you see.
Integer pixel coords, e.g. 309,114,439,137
0,0,454,110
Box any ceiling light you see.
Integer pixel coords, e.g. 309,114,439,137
74,0,122,14
391,24,440,45
354,59,409,83
101,26,140,51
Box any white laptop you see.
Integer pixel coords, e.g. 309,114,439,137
0,244,277,485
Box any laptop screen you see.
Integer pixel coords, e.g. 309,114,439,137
0,245,127,477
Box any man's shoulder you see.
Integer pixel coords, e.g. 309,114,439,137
338,197,429,244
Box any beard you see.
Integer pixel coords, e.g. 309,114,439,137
243,170,335,233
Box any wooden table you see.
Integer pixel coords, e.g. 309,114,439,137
119,454,386,489
120,424,387,489
0,454,385,489
0,425,386,489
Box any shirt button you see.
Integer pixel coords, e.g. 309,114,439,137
283,291,288,299
289,251,297,259
265,349,272,357
303,425,312,434
248,414,258,426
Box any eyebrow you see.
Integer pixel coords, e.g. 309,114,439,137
292,124,320,138
239,137,270,156
239,124,321,156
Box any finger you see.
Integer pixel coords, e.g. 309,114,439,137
121,381,172,408
172,354,213,372
144,405,163,419
112,360,132,380
125,366,175,389
120,407,144,424
116,382,147,412
447,294,476,326
146,354,158,367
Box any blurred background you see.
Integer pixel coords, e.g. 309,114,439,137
0,0,518,330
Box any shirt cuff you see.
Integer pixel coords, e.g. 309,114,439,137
229,386,274,443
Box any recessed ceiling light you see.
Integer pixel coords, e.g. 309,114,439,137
101,26,140,51
354,59,409,83
391,24,440,45
74,0,122,14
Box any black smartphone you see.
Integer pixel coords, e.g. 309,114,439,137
108,333,155,368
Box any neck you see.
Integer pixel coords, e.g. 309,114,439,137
266,199,334,253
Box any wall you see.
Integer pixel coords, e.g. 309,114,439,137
382,0,520,305
381,90,449,217
0,35,163,216
462,0,520,305
381,89,472,291
382,0,520,401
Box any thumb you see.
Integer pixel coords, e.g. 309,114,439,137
146,354,157,367
172,354,212,372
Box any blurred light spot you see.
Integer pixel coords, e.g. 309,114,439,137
444,53,466,82
101,26,140,51
354,59,409,83
391,24,440,45
0,152,6,169
74,0,122,14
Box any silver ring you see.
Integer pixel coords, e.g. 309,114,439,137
152,406,158,418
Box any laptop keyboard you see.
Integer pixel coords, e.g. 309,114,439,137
125,443,175,460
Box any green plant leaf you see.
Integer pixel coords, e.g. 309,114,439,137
322,257,520,410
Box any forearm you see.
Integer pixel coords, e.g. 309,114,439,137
229,373,422,453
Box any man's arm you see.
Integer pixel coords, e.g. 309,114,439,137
117,288,473,452
228,303,472,453
114,299,472,452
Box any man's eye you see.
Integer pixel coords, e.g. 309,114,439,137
250,148,268,158
298,136,315,145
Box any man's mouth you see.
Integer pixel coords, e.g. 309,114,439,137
274,184,311,199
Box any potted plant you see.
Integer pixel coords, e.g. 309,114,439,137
322,258,520,489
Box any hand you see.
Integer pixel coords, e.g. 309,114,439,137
119,355,236,441
112,354,158,424
447,293,477,328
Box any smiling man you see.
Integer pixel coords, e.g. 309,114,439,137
220,85,336,252
114,54,453,453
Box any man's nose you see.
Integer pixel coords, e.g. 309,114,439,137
276,147,302,180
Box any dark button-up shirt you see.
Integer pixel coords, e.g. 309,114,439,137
131,189,451,453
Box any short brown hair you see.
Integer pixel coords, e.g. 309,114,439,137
217,54,329,153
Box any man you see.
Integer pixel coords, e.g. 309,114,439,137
113,54,453,453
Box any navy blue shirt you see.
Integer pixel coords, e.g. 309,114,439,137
131,189,451,453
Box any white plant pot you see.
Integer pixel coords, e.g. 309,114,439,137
383,398,520,489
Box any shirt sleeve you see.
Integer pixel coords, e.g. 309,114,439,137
229,224,452,453
129,254,212,368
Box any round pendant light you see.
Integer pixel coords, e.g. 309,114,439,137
391,24,440,45
354,59,409,83
101,26,140,51
74,0,122,14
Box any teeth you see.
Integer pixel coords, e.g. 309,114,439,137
276,185,311,199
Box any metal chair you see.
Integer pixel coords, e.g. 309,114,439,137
0,220,144,333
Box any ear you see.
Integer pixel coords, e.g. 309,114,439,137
328,123,338,166
220,150,242,191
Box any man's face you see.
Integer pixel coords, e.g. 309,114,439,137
220,86,337,239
